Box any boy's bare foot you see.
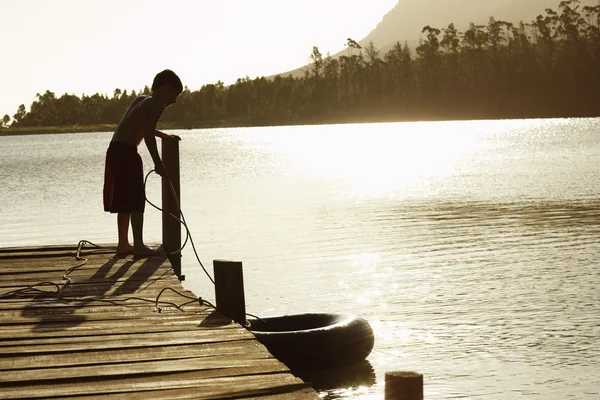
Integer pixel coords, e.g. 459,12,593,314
116,243,134,255
133,245,164,258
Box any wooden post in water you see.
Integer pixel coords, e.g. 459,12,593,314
162,139,184,281
213,260,246,324
385,371,423,400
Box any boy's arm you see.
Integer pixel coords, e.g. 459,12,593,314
155,130,181,141
143,104,165,175
155,130,168,139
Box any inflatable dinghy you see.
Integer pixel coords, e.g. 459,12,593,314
248,313,374,369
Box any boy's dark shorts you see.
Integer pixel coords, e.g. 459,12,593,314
103,141,145,213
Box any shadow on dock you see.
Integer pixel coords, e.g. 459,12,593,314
199,310,234,328
21,255,163,332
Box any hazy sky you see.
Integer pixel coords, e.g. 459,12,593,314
0,0,397,118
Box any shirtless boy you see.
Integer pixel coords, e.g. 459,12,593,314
103,69,182,257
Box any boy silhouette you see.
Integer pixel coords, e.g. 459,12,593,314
103,69,182,257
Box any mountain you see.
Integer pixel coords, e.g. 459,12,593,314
276,0,597,78
361,0,510,48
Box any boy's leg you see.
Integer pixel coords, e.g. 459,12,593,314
116,213,134,254
131,212,161,257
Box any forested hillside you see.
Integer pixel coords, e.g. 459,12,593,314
3,0,598,130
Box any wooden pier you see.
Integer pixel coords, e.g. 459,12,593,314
0,244,319,399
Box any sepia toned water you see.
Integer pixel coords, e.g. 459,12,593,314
1,118,599,399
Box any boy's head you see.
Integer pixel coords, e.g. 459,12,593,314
152,69,183,107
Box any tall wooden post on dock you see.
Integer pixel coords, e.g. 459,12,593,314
213,260,246,324
162,139,184,281
385,371,423,400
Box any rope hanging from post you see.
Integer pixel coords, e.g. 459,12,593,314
144,170,215,285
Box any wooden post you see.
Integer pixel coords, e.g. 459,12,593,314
161,139,184,281
213,260,246,324
385,371,423,400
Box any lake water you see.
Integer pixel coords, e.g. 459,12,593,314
1,118,599,399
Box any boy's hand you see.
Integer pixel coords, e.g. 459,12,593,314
154,162,166,177
155,130,181,141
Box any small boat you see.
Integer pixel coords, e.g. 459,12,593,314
248,313,375,369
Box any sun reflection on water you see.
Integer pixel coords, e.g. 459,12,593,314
323,386,379,400
265,120,503,200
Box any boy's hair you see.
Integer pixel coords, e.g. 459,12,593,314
152,69,183,93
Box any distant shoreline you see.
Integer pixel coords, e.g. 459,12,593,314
0,121,239,137
0,116,438,137
1,113,598,137
0,124,116,137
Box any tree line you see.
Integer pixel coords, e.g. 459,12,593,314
3,0,599,130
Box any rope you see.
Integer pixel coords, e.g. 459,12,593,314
0,282,62,300
63,240,104,283
144,170,215,285
154,286,216,313
0,252,212,313
245,312,266,324
143,172,189,256
146,169,263,322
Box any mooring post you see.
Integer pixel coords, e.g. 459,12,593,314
162,139,184,281
213,260,246,325
385,371,424,400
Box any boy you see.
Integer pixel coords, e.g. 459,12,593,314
103,69,182,257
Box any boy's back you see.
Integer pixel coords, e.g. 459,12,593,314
111,96,164,146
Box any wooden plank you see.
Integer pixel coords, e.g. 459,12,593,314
0,259,170,274
241,389,320,400
0,254,168,274
0,308,221,325
0,266,74,275
0,296,201,308
0,304,213,320
0,244,80,253
0,356,288,383
0,330,253,355
0,288,196,311
0,319,245,340
0,286,201,302
57,387,320,400
0,373,308,399
0,243,154,259
0,277,175,291
0,295,209,311
0,309,223,324
0,284,195,301
0,340,269,370
0,249,117,259
0,267,172,278
0,319,240,345
0,311,219,327
0,267,175,282
0,251,113,262
0,244,115,253
54,282,186,298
